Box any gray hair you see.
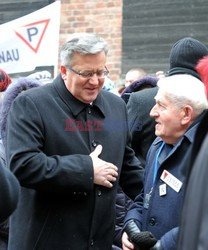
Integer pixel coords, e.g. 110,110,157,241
156,74,208,116
60,33,108,66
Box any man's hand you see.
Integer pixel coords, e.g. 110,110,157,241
90,145,118,188
123,219,157,249
122,232,135,250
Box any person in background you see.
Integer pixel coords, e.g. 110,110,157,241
6,33,144,250
155,71,165,79
122,74,208,250
27,70,53,85
0,69,19,249
125,68,147,88
103,76,119,96
177,56,208,250
127,37,208,167
0,69,12,109
121,76,158,104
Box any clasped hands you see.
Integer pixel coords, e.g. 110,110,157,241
90,145,118,188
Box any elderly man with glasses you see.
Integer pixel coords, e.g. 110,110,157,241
6,33,144,250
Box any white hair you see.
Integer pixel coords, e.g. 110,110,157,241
60,33,108,66
156,74,208,115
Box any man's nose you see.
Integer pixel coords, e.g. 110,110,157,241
150,105,158,118
89,74,100,85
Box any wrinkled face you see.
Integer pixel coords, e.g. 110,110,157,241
150,90,185,144
61,51,106,104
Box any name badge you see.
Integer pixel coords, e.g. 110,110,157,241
160,170,182,192
159,183,167,196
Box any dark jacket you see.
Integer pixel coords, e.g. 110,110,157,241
127,87,158,166
0,77,43,249
113,186,133,248
177,110,208,250
6,74,144,250
124,118,201,250
0,140,19,222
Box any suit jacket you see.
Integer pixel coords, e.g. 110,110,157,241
6,74,144,250
127,87,158,166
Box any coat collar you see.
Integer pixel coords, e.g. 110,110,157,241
53,74,106,117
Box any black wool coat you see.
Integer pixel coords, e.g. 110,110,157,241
6,74,144,250
127,87,158,167
0,141,20,222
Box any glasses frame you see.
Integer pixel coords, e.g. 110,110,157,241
65,65,109,79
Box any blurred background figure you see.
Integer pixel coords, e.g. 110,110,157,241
125,68,147,88
121,75,158,104
0,69,12,107
155,70,165,79
27,70,53,84
103,76,119,96
0,68,19,250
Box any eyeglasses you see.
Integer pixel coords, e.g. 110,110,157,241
65,65,109,79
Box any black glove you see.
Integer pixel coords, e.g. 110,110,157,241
124,219,157,249
150,240,162,250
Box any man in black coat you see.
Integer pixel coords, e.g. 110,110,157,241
6,33,144,250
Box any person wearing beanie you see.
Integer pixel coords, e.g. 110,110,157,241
0,77,43,249
166,37,208,79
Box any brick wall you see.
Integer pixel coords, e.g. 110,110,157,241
59,0,122,81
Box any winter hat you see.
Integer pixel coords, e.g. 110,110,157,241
167,37,208,79
0,69,12,92
0,77,43,144
121,76,158,98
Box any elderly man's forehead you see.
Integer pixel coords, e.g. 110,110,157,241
154,89,167,101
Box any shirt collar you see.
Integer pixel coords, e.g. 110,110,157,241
53,74,106,117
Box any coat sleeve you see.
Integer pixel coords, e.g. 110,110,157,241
0,165,20,222
119,100,144,200
160,227,179,250
123,190,144,230
6,94,94,194
127,89,157,167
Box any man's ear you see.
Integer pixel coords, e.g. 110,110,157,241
60,65,67,80
181,105,193,125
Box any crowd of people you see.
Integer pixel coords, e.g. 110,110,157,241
1,33,208,250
